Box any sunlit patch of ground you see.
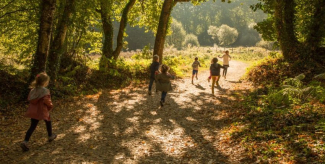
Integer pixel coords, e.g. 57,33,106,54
0,61,253,163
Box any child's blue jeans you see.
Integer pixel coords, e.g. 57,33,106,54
161,91,167,102
148,78,155,91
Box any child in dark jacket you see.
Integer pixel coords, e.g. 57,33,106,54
209,58,224,95
20,72,57,152
148,55,160,95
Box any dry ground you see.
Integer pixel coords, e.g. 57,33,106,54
0,61,255,164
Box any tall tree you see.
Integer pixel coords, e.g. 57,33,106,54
99,0,113,61
254,0,325,64
29,0,56,80
153,0,175,64
48,0,75,82
112,0,137,59
99,0,136,70
274,0,299,61
153,0,230,63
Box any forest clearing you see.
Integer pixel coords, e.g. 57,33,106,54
1,0,325,163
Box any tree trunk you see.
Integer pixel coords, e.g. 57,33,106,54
305,1,325,60
274,0,299,62
153,0,176,64
112,0,136,60
99,0,113,70
29,0,56,80
48,0,75,82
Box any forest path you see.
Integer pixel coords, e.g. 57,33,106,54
1,61,254,163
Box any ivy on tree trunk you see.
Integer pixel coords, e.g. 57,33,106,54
48,0,75,82
274,0,299,62
99,0,114,70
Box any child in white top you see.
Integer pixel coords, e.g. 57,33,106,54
218,50,231,79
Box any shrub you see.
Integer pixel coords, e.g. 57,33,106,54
183,34,200,48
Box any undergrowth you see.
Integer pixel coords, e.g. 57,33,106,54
226,55,325,163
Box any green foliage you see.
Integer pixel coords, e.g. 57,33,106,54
256,40,275,50
207,24,238,46
165,19,186,49
231,71,325,162
131,44,152,60
183,34,200,47
246,54,292,86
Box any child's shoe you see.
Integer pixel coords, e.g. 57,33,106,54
48,134,57,142
148,91,152,95
20,141,29,152
160,101,164,107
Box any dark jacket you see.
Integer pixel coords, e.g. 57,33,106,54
150,61,160,79
210,63,224,76
155,73,174,92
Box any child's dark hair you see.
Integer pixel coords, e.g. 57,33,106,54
30,72,50,88
212,57,218,63
160,64,170,74
195,57,198,60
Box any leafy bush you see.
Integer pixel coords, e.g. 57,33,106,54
165,19,186,49
230,72,325,163
183,34,200,47
246,54,292,86
256,40,275,50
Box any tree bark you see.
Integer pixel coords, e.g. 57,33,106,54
48,0,75,82
112,0,136,60
274,0,299,62
153,0,176,64
29,0,56,80
305,1,325,59
100,0,113,58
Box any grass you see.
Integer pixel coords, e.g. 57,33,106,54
0,46,272,109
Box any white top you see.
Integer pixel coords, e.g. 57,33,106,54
219,54,231,65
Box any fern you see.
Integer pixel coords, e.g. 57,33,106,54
314,73,325,79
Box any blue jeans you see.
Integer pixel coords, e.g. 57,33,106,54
161,91,167,102
148,78,155,91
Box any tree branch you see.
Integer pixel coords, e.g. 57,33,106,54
0,8,30,19
0,0,15,11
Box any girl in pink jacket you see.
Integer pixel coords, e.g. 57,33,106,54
20,72,57,151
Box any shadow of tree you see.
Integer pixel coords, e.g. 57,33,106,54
3,78,253,163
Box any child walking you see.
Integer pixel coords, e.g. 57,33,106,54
210,58,225,95
155,64,175,107
148,55,160,95
191,57,201,84
20,72,57,151
218,50,231,79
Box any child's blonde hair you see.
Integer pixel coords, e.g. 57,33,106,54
30,72,50,88
160,64,169,74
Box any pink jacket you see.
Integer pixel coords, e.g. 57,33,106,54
25,87,53,121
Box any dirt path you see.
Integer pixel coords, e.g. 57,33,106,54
1,61,254,164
